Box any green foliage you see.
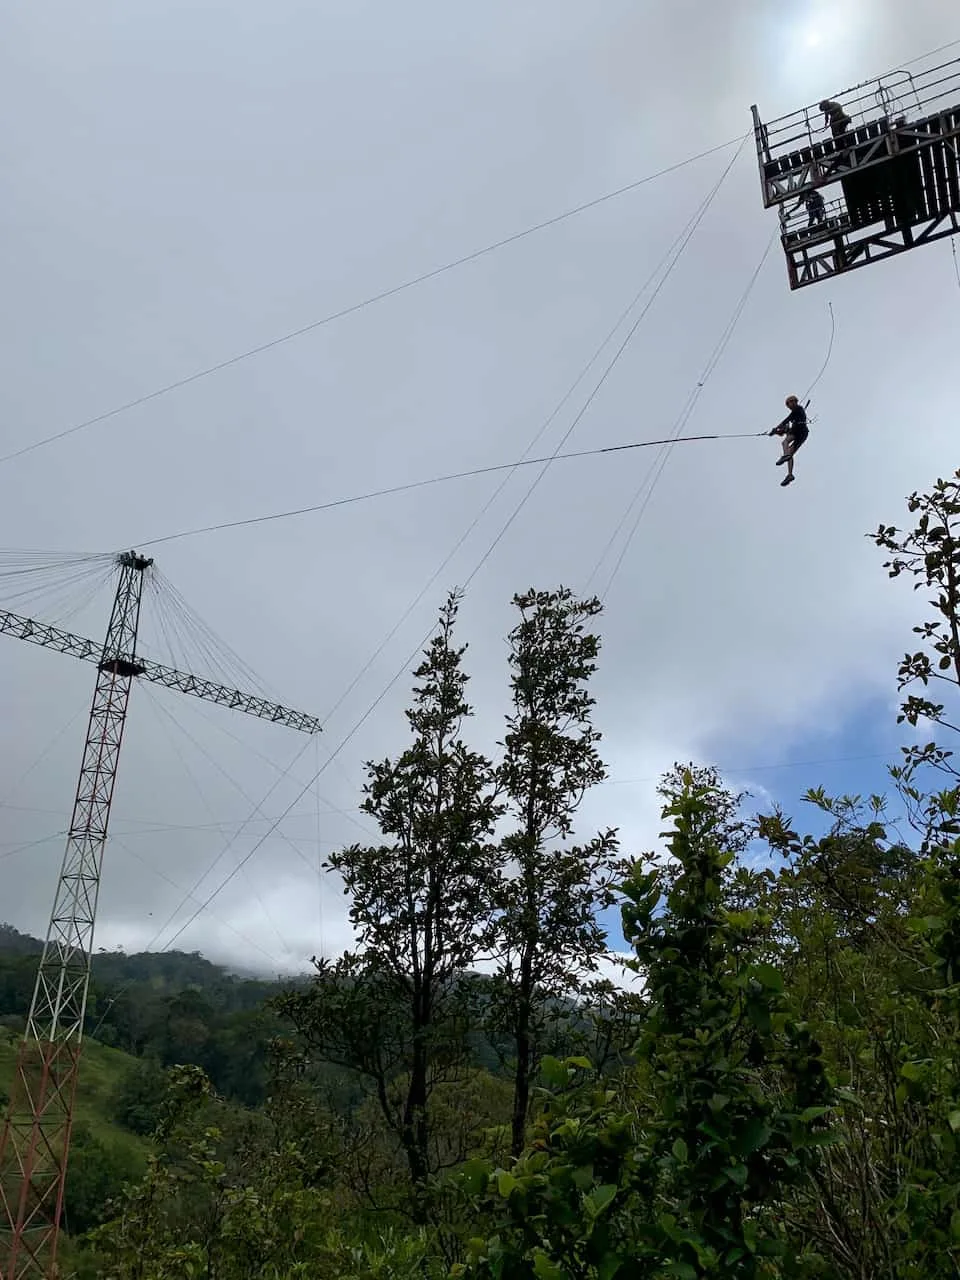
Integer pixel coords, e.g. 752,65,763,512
485,589,624,1157
64,1124,143,1236
89,1063,454,1280
0,931,291,1111
8,492,960,1280
873,472,960,841
457,771,834,1279
111,1058,170,1136
752,792,960,1275
280,592,503,1212
0,949,38,1016
623,771,835,1274
0,1030,151,1175
91,1065,337,1279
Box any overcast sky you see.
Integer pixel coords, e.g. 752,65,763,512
1,0,958,975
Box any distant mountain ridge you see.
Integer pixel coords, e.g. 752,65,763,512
0,921,284,986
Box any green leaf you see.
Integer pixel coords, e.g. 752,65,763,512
750,962,784,992
948,1111,960,1134
597,1254,622,1280
799,1106,832,1124
742,1218,758,1253
908,915,944,934
900,1061,926,1082
725,1163,748,1188
746,1001,772,1034
460,1158,489,1197
672,1138,688,1163
662,1265,697,1280
540,1056,567,1089
584,1184,617,1217
566,1056,593,1071
834,1087,863,1108
736,1116,772,1156
532,1250,566,1280
497,1171,517,1199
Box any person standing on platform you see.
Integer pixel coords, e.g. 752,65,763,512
819,98,852,139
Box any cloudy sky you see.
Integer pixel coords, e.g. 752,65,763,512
1,0,958,975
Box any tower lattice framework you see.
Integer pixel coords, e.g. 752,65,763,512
0,551,321,1278
0,552,150,1279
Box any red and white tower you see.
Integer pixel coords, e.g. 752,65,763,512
0,552,320,1277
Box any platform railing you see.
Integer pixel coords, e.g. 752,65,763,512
778,194,850,242
755,55,960,165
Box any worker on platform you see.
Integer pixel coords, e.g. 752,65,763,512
769,395,809,487
819,98,852,139
795,187,826,228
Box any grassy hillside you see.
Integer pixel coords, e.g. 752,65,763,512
0,925,294,1110
0,1025,149,1167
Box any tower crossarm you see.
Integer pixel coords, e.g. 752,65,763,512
0,606,321,735
0,607,101,664
136,656,321,734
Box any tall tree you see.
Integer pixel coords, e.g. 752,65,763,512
488,588,621,1157
873,471,960,839
280,592,502,1210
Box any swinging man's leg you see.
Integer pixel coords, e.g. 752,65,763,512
779,433,800,486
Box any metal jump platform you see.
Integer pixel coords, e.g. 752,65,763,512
752,53,960,289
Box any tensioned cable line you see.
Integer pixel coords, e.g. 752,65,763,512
316,156,744,728
11,147,746,968
0,747,896,852
0,138,742,469
3,33,957,473
138,432,763,548
454,136,752,595
603,751,891,787
106,835,283,968
592,229,780,598
147,684,346,887
313,735,325,961
594,237,837,601
115,137,744,960
87,833,286,1039
0,744,892,853
141,732,317,958
0,833,65,864
131,137,744,918
129,146,749,554
152,140,752,950
178,694,377,841
142,688,292,957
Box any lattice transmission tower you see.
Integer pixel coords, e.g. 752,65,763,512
0,551,320,1279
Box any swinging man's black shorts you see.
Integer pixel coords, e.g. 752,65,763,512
787,423,809,451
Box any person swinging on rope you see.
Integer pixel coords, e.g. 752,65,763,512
768,395,808,487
